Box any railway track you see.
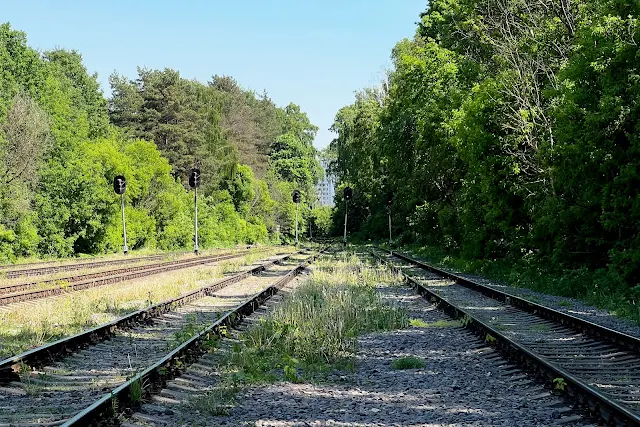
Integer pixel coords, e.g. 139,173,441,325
0,250,320,426
121,252,316,426
375,248,640,426
0,249,264,306
0,253,172,279
0,246,258,277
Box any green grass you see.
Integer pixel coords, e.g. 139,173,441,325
409,318,460,328
391,356,426,370
189,250,408,414
189,384,241,416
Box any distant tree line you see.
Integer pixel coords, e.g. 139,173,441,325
329,1,640,307
0,23,322,261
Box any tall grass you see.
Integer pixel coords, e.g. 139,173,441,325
190,251,408,415
244,266,407,366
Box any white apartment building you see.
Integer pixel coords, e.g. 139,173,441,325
317,160,335,206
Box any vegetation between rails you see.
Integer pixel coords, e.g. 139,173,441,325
391,356,426,370
189,251,408,415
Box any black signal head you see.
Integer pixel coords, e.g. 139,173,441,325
113,175,126,195
344,186,353,201
189,168,201,188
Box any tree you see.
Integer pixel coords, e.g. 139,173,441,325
0,93,50,186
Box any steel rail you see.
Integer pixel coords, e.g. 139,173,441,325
61,249,324,426
378,247,640,352
0,253,168,279
0,249,269,306
375,248,640,426
0,251,244,295
0,245,257,273
0,252,192,273
0,250,303,382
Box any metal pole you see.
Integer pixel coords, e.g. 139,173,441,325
194,187,199,255
121,193,128,255
343,200,348,246
295,203,299,245
388,208,392,245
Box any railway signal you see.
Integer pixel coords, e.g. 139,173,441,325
343,186,353,246
188,169,200,188
189,168,201,255
113,175,128,254
292,190,301,245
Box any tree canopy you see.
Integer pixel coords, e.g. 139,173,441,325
0,23,321,261
329,0,640,307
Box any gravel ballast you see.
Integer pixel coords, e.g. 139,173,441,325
400,248,640,340
210,274,587,426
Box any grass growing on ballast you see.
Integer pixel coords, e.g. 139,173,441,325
391,356,426,370
189,250,408,415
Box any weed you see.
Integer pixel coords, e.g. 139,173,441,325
485,334,497,344
391,356,426,370
189,383,240,415
110,392,118,416
189,250,408,415
410,318,460,328
128,376,149,404
409,318,429,327
553,377,567,391
170,314,201,349
460,314,473,327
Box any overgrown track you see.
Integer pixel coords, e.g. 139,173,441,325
376,248,640,426
0,250,319,426
0,249,262,306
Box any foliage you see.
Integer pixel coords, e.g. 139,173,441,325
328,0,640,320
310,206,333,237
0,22,318,261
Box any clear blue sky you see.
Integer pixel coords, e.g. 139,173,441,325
4,0,426,149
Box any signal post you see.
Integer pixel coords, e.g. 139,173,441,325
189,168,201,255
113,175,128,254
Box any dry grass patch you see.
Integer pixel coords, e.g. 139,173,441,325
0,247,286,358
0,248,244,288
